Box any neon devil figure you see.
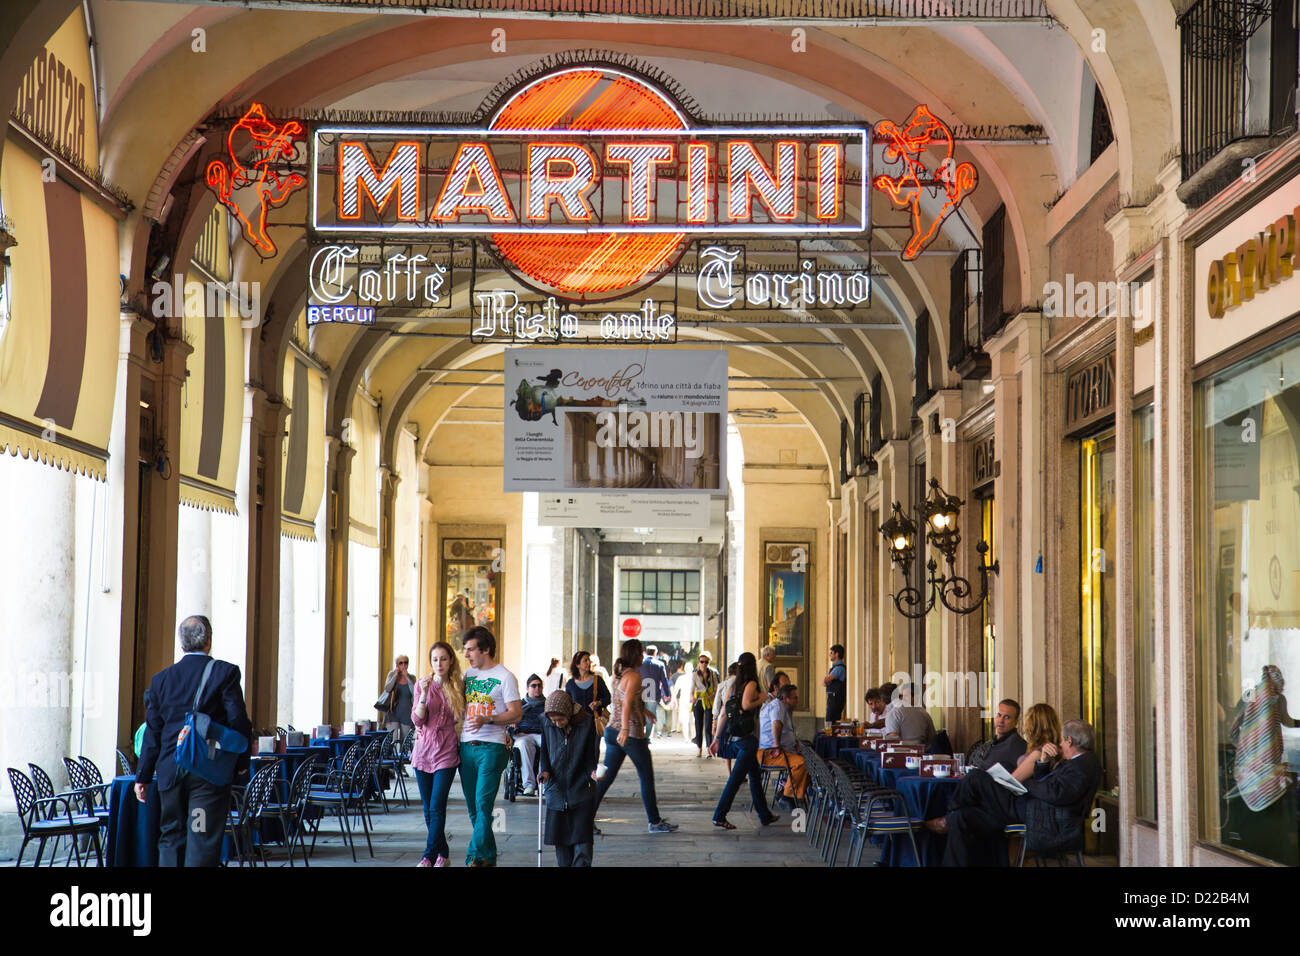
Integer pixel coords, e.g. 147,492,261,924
206,104,305,257
872,105,977,261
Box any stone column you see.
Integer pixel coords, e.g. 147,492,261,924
0,460,75,803
323,438,356,726
378,465,398,684
114,313,151,745
989,334,1022,707
242,390,288,731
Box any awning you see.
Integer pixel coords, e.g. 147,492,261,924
178,257,243,514
281,346,325,538
0,143,119,480
349,388,379,548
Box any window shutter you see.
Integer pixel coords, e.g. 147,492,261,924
981,205,1006,339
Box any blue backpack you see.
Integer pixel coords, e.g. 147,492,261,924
174,660,248,785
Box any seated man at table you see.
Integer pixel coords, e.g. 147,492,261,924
883,683,935,747
968,699,1027,773
939,719,1102,867
759,684,808,806
864,687,887,729
509,674,547,795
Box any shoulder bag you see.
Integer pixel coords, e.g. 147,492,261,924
174,660,248,786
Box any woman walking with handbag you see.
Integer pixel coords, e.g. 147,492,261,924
709,651,779,830
593,639,679,833
692,654,719,757
411,641,464,867
565,651,611,727
378,655,415,734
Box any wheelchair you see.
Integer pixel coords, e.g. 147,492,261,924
501,731,542,802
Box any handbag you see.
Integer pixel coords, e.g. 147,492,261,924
174,660,248,786
591,677,608,737
725,689,756,738
374,689,393,712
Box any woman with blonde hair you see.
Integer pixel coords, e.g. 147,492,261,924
411,641,464,866
1012,702,1062,782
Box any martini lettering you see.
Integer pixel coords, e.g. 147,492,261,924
319,131,865,234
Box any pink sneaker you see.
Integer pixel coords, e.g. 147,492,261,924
417,857,432,867
433,855,449,867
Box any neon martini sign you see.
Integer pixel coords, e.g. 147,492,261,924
309,65,869,304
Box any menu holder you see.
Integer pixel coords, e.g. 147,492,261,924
286,732,308,748
882,752,922,769
869,737,902,752
831,720,858,737
920,758,958,778
257,736,276,755
342,721,358,735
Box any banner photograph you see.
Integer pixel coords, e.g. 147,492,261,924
504,348,725,493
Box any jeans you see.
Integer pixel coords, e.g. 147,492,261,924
556,842,593,866
457,742,510,864
693,701,713,750
594,727,662,824
413,767,456,861
713,734,775,824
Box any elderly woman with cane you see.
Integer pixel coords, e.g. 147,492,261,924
538,690,599,866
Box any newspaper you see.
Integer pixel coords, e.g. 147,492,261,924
985,762,1028,794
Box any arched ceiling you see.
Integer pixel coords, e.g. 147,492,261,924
0,1,1182,485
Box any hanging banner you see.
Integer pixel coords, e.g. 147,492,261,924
504,348,726,493
538,492,711,527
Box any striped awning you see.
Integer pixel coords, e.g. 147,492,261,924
281,348,325,540
349,389,379,548
0,143,118,480
178,263,242,514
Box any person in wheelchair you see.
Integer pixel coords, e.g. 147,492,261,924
508,675,547,795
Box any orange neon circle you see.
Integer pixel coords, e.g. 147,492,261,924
488,67,688,301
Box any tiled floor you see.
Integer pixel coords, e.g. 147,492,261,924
298,733,838,868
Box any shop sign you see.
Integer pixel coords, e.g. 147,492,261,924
310,65,867,302
972,434,996,487
1065,353,1115,433
1195,176,1300,364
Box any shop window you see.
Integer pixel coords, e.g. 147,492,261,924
442,538,501,652
1080,429,1118,795
978,492,995,740
619,569,700,616
1196,335,1300,865
1134,406,1158,822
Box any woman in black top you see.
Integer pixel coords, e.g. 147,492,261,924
564,650,611,719
709,651,778,829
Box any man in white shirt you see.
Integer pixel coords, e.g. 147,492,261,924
459,626,523,867
759,684,808,805
883,682,936,747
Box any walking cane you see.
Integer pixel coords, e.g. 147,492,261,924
537,784,544,867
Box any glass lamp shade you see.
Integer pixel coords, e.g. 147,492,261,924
880,503,917,570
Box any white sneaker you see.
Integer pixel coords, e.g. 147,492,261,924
522,786,536,796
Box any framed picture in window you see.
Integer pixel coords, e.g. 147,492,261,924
762,540,811,696
441,538,502,652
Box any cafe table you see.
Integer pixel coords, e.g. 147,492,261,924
814,734,865,760
893,773,963,866
850,749,881,783
106,774,251,866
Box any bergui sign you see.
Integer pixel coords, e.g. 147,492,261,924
311,65,867,300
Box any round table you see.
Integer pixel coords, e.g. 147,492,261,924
894,774,963,866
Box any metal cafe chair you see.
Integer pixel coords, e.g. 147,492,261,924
305,744,381,862
848,787,923,868
225,759,282,866
116,750,133,776
378,730,409,809
6,767,103,867
262,753,324,868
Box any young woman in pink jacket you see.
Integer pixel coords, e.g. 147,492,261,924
411,641,464,867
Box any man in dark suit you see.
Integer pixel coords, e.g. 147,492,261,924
940,718,1101,866
134,615,252,867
